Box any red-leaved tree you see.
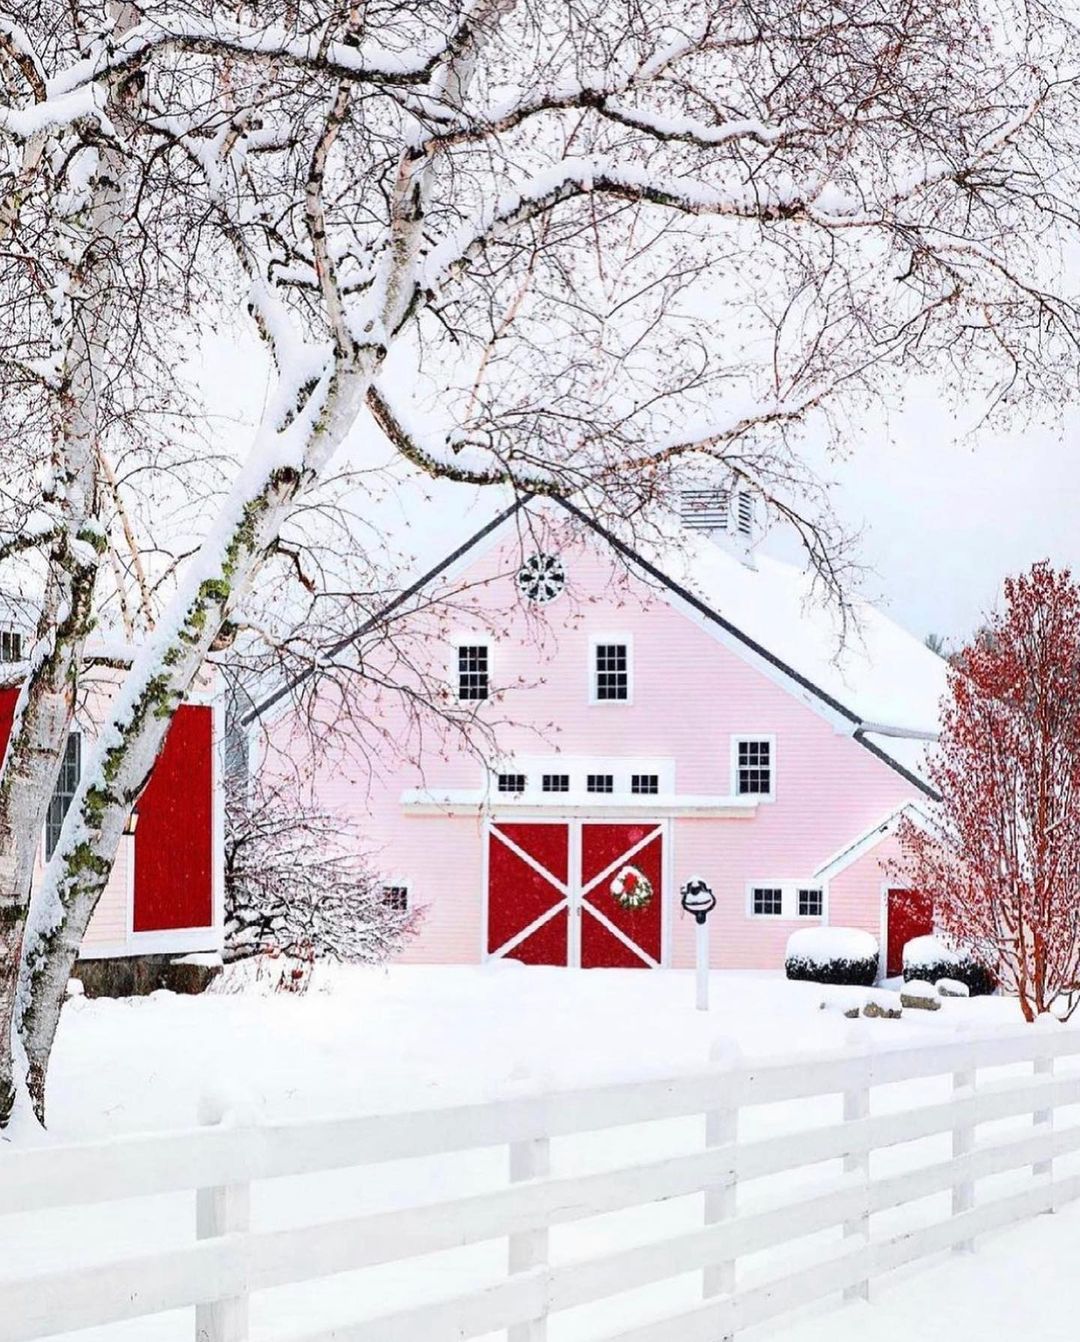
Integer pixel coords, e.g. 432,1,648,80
898,563,1080,1022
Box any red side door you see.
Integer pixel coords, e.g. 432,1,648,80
886,888,933,976
487,822,570,965
579,823,663,968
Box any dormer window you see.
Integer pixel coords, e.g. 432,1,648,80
734,736,774,799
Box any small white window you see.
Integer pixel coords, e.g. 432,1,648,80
798,887,823,917
46,733,81,859
497,773,526,794
380,885,409,912
734,736,774,798
457,644,489,701
586,774,614,794
590,636,632,703
631,773,659,795
0,630,22,663
542,774,570,793
751,886,783,917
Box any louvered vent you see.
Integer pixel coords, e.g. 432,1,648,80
679,487,730,532
735,490,754,537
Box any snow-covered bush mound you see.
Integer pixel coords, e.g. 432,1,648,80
785,927,879,987
902,935,995,996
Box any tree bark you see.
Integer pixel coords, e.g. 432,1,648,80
0,3,140,1122
17,360,371,1119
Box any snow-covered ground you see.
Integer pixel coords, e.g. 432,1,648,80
5,964,1079,1341
41,963,1030,1139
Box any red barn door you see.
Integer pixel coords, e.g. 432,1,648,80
486,819,663,968
487,822,570,965
580,823,663,968
886,888,933,976
133,704,214,932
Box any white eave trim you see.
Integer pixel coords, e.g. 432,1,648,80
401,789,759,819
812,800,936,882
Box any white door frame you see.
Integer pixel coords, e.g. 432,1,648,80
484,815,669,967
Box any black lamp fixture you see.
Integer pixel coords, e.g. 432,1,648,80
681,877,716,925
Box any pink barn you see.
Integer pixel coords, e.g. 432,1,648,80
257,493,945,977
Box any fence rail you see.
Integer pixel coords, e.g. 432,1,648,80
3,1027,1080,1342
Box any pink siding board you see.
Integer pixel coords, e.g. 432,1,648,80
274,521,925,970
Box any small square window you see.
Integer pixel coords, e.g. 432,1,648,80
542,774,570,793
798,888,823,917
458,645,489,701
497,773,526,794
631,774,659,795
586,774,614,794
594,643,629,701
752,886,783,916
381,885,409,912
736,738,772,796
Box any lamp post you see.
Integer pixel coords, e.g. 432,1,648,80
681,877,716,1011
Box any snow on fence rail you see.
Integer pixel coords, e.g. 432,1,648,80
4,1029,1080,1341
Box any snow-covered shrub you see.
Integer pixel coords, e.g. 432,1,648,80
785,928,880,987
902,935,995,996
225,776,419,970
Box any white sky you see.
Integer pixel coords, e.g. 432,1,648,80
816,390,1080,648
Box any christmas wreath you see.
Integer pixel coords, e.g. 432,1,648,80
610,864,654,911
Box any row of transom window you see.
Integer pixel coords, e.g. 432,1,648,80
496,772,660,796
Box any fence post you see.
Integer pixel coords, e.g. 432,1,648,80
703,1039,739,1309
951,1046,976,1254
195,1092,252,1342
1033,1035,1055,1197
507,1073,550,1342
842,1055,870,1302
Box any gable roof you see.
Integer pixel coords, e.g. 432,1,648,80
246,494,943,799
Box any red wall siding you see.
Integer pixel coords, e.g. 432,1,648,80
133,704,214,931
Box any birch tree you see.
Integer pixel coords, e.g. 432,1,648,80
2,0,1080,1120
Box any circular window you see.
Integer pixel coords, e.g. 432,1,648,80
516,552,566,604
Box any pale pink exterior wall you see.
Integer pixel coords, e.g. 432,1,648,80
828,831,908,946
272,520,925,972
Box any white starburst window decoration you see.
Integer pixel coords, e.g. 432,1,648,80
516,552,566,604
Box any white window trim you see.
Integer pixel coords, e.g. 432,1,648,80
452,635,493,703
588,633,634,706
745,880,828,920
731,733,776,802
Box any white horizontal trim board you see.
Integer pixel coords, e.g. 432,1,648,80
4,1029,1080,1342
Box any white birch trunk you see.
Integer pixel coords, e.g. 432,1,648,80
14,0,515,1122
0,2,139,1123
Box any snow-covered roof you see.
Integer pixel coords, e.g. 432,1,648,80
629,524,948,736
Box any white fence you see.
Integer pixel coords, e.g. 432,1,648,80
4,1028,1080,1341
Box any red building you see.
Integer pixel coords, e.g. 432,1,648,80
0,688,222,981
